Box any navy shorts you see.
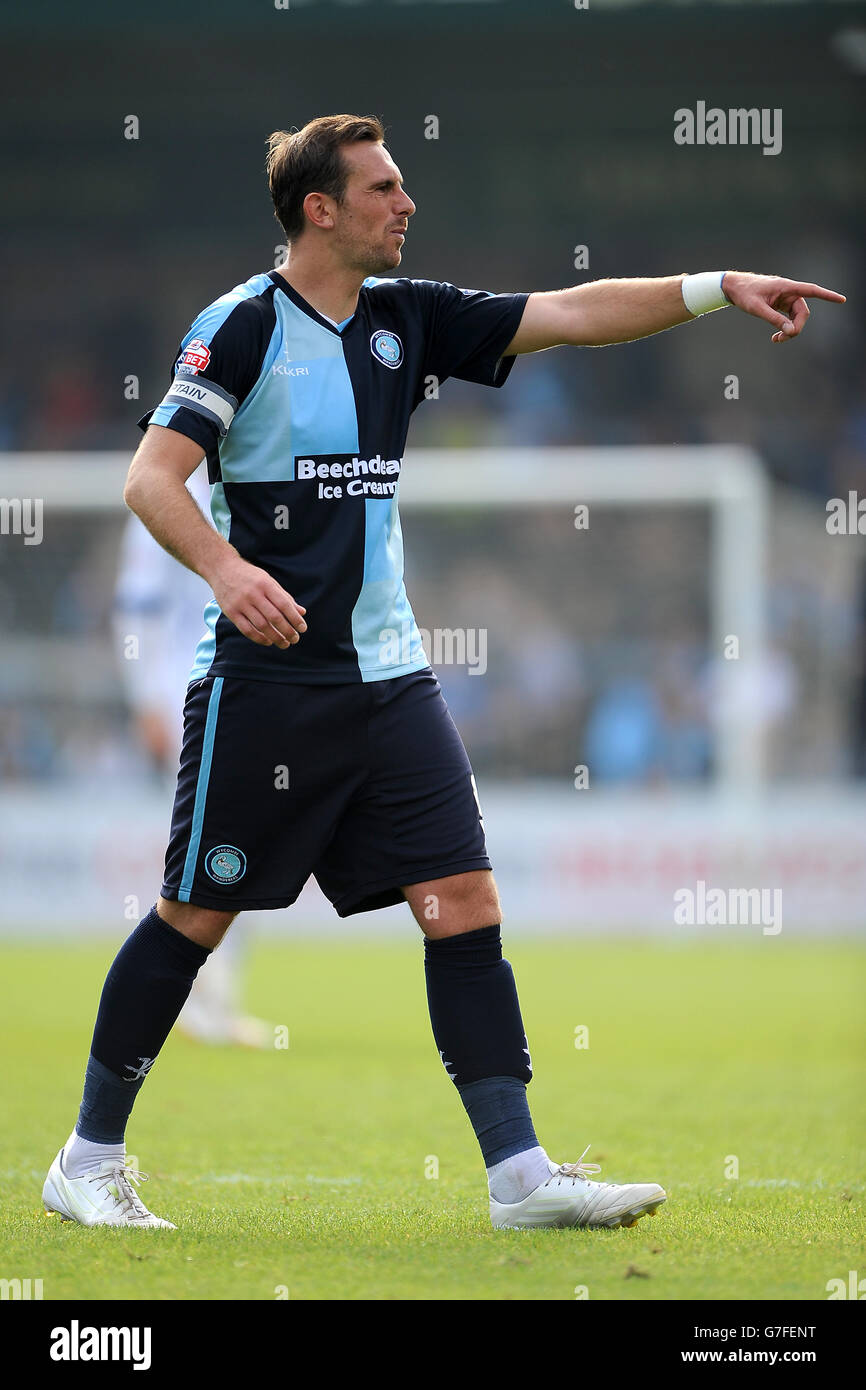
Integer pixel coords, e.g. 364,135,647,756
160,668,491,916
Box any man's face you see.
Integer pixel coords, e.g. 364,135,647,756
329,141,416,274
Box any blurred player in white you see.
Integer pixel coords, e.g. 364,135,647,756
113,465,270,1048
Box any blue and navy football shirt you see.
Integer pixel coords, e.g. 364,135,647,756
139,271,528,684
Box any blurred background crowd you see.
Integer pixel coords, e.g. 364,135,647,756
1,0,864,789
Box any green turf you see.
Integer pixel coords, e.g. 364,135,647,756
1,937,864,1301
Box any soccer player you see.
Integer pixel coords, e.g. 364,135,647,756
43,114,844,1230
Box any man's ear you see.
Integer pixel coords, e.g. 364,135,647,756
302,192,335,231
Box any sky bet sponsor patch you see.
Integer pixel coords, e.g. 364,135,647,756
175,337,211,374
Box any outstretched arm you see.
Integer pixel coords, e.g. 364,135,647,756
504,271,846,353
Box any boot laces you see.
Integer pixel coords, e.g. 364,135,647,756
91,1164,152,1219
552,1145,602,1182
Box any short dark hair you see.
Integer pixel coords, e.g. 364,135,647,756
266,114,386,243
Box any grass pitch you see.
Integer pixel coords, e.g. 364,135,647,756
1,936,864,1301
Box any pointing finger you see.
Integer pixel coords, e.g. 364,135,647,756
788,282,846,304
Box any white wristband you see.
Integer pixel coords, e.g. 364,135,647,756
682,272,731,317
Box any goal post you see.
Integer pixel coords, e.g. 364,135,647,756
399,446,770,791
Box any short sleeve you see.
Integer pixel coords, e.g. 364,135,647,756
413,280,528,394
138,296,271,453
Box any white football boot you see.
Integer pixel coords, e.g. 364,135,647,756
43,1149,176,1228
490,1146,666,1230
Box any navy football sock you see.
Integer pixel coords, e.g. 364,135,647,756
457,1076,540,1168
424,924,538,1166
75,905,211,1144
